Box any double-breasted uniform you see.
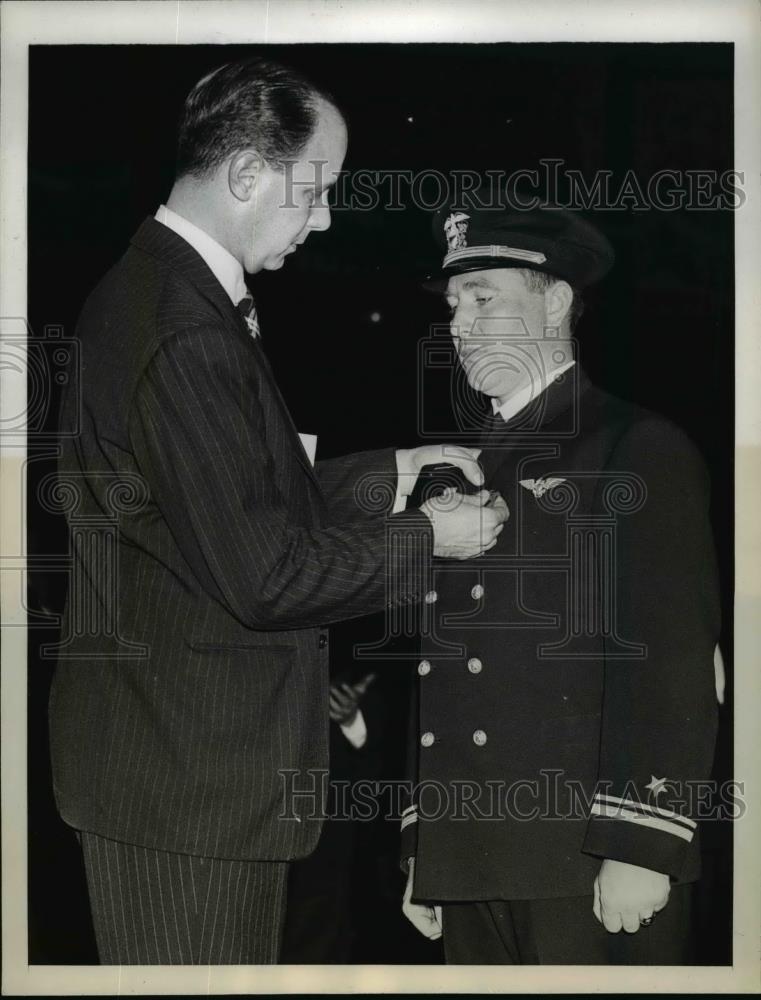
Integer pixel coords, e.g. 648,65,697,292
402,366,720,903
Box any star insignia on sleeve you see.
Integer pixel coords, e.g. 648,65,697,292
645,775,668,797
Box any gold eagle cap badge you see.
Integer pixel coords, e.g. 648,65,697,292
444,212,470,251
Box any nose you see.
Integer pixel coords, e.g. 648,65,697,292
308,201,332,232
450,305,471,341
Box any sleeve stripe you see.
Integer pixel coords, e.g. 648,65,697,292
590,801,694,842
400,812,418,831
401,804,417,818
594,793,697,830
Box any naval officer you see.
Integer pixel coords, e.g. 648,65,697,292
400,203,721,964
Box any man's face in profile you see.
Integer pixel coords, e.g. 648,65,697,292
445,268,549,400
244,100,348,273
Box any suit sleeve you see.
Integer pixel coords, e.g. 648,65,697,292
315,450,398,521
128,327,433,631
581,418,720,878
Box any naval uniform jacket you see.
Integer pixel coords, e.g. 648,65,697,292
49,217,432,862
402,367,720,901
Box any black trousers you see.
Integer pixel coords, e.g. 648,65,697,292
442,885,695,965
78,831,288,964
280,815,357,963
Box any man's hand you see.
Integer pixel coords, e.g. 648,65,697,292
328,672,375,726
397,445,484,492
593,859,670,933
420,488,508,560
402,858,442,940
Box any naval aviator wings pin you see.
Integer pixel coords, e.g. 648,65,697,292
519,477,567,499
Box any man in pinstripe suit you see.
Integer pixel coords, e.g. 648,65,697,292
48,58,506,964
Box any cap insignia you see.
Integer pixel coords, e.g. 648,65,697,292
444,212,470,251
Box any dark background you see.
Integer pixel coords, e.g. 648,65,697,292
27,43,733,963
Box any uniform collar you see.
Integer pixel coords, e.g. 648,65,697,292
491,358,576,424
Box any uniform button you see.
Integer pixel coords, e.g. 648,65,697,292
318,634,328,649
420,731,435,748
417,659,432,676
424,590,438,604
472,729,487,746
471,584,484,600
467,657,482,674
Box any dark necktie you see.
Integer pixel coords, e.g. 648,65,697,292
479,407,509,447
237,294,260,339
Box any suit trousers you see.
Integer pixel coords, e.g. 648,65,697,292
441,885,695,965
78,831,288,964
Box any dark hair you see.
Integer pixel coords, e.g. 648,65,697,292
176,57,337,178
517,268,585,331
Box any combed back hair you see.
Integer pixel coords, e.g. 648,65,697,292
516,268,585,331
176,57,337,178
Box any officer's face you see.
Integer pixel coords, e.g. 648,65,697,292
445,269,549,399
242,100,347,273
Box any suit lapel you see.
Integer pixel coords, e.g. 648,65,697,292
131,217,239,329
131,217,323,495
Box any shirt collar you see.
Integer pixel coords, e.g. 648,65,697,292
154,205,248,305
492,358,576,423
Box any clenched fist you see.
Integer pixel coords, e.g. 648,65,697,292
593,859,670,933
419,488,509,560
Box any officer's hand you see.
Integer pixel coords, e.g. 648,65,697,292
420,489,508,560
398,444,484,490
328,682,360,725
402,858,442,940
328,671,377,725
593,859,670,933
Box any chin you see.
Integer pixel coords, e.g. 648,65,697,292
261,256,286,271
463,364,505,398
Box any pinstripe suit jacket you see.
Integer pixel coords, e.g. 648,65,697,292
49,217,432,861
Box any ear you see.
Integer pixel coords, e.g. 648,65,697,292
228,150,266,203
545,280,574,328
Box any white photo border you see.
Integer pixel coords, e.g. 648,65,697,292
2,0,759,994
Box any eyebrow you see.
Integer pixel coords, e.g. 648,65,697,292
446,277,500,296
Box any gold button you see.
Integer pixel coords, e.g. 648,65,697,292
467,657,482,674
472,729,487,746
420,731,435,748
424,590,438,604
471,584,484,600
417,660,432,676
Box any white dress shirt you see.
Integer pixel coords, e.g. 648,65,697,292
155,205,248,305
340,711,368,748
